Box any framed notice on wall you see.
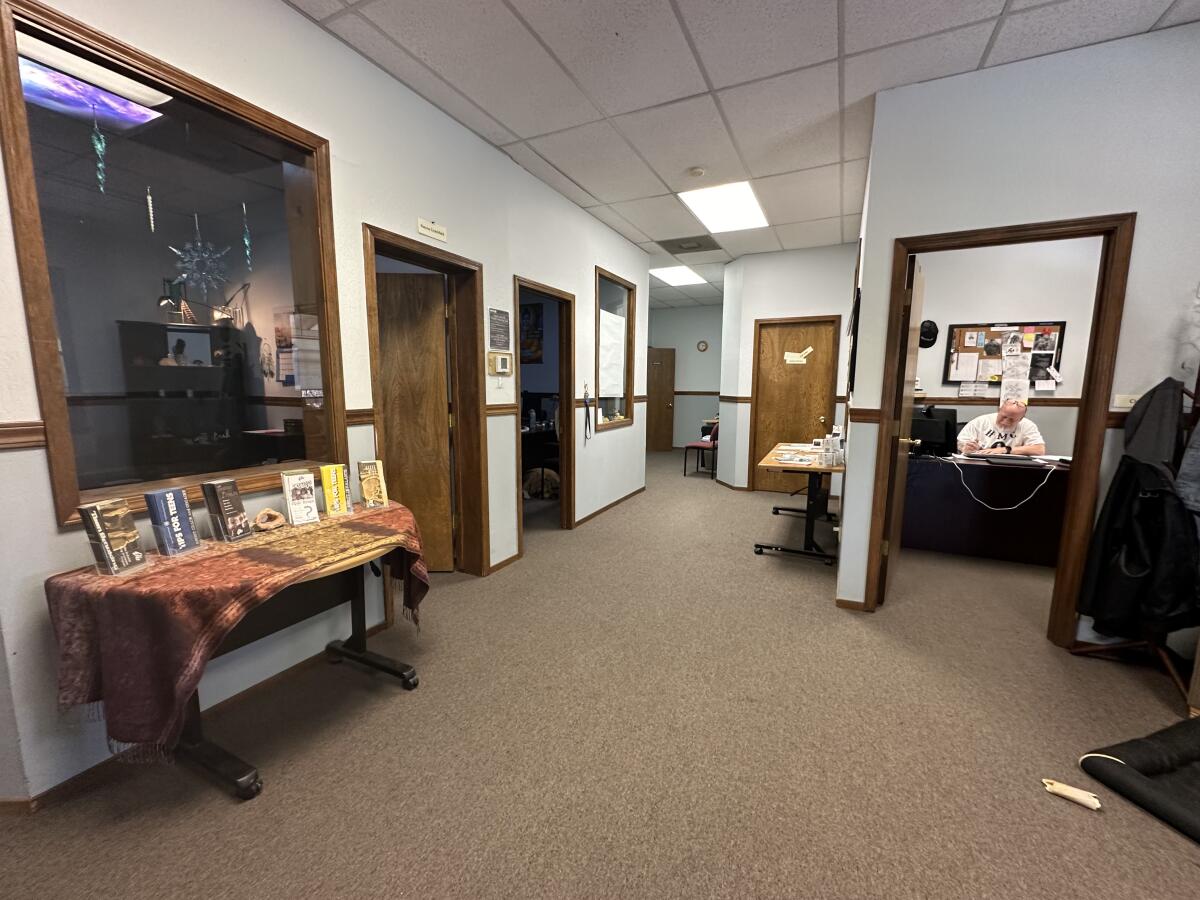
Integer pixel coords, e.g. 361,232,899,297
488,307,510,351
941,321,1066,385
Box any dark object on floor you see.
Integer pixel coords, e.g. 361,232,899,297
524,467,560,499
1080,716,1200,844
683,422,718,478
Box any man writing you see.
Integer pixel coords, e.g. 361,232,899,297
957,399,1046,456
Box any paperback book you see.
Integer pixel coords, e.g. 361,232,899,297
201,479,252,541
78,498,146,575
281,469,320,525
144,487,199,556
320,463,352,516
357,459,389,508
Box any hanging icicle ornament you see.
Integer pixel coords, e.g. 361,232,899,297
242,201,252,272
169,213,229,303
146,186,155,233
90,107,107,193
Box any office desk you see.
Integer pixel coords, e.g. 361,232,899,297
901,455,1069,566
753,443,843,565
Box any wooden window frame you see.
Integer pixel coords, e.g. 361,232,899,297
593,266,636,432
0,0,347,526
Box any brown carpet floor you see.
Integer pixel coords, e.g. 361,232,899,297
2,450,1197,898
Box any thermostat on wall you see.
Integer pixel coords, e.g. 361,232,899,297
487,351,513,375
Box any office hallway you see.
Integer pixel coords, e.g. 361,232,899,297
1,450,1194,899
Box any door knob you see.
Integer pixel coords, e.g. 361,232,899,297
899,437,922,447
819,415,826,424
667,403,673,408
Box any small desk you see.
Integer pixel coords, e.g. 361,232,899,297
753,443,843,565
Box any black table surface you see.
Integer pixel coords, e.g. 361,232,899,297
900,455,1070,567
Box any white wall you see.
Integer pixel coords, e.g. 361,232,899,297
838,22,1200,604
718,244,858,488
648,306,722,447
0,0,648,797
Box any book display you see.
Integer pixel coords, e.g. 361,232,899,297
144,487,200,556
202,478,252,541
358,459,389,508
78,498,147,575
320,463,351,516
281,469,319,525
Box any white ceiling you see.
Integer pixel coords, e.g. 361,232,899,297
286,0,1195,309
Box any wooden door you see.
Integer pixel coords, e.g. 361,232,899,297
878,256,925,598
376,273,455,570
751,318,839,492
646,347,675,451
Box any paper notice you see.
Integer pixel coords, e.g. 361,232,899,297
1046,365,1064,383
783,351,806,365
958,381,989,398
1022,332,1036,348
978,359,1002,382
951,352,979,381
1035,380,1057,392
964,331,978,347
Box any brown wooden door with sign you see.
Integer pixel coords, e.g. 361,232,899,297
751,317,839,492
877,257,925,597
646,347,676,451
376,273,455,571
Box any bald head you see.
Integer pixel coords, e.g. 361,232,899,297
996,399,1028,429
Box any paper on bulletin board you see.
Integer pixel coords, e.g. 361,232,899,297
964,331,977,347
950,351,979,381
977,358,1002,382
1035,380,1057,392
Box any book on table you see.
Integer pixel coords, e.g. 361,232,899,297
357,459,389,508
144,487,199,556
201,478,252,541
281,469,320,525
320,463,352,516
78,497,147,574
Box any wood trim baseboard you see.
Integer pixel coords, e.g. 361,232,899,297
848,408,882,423
487,551,521,573
346,408,374,426
836,598,870,612
485,403,519,417
575,485,645,526
715,478,750,491
0,420,46,449
674,390,719,397
719,395,751,403
919,395,1079,407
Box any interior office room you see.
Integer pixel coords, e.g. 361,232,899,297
1,1,1199,898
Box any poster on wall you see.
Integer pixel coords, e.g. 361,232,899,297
520,304,543,364
488,307,510,352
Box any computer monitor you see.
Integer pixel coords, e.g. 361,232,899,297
909,406,957,456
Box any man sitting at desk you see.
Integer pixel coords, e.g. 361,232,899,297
957,399,1046,456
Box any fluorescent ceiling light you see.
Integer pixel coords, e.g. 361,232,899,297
678,181,768,234
650,266,705,287
17,32,171,108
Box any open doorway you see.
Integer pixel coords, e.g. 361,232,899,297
362,224,488,578
865,214,1136,650
514,276,575,547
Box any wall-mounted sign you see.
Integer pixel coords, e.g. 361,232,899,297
784,346,814,365
488,307,510,351
417,217,447,242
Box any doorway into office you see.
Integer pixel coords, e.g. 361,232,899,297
363,224,489,584
866,214,1136,652
514,277,575,549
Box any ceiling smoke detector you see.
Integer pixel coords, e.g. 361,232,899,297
687,166,706,178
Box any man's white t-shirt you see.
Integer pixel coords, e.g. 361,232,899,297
957,413,1044,451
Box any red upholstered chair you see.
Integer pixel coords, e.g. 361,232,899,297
683,423,718,478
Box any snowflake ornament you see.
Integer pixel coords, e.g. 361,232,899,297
169,214,229,302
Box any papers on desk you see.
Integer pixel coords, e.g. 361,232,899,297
777,442,813,450
775,453,817,465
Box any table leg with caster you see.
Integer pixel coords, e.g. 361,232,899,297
325,564,419,690
175,693,263,801
754,472,837,566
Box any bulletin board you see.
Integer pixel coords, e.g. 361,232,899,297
941,321,1066,385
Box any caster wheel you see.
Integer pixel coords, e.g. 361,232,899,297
326,654,344,664
237,778,263,801
754,547,764,555
402,675,419,690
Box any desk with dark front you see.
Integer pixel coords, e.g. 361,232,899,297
901,456,1070,566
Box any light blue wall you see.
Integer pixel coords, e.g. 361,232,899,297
648,306,723,447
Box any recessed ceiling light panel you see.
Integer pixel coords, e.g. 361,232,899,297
649,266,705,287
678,181,768,234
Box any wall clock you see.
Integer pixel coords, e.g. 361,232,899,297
696,340,709,352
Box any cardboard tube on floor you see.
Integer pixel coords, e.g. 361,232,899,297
1043,779,1101,810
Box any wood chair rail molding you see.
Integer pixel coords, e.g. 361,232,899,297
0,0,347,525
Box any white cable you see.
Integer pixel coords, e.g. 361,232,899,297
930,455,1056,511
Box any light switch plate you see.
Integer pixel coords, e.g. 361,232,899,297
1113,394,1140,409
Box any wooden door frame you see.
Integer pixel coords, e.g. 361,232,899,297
514,276,576,561
863,213,1137,649
362,224,489,596
749,315,842,490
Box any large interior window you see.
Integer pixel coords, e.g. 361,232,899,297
595,267,635,430
2,11,344,522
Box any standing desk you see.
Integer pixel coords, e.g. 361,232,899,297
753,443,843,565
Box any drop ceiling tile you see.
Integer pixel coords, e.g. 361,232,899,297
844,0,1005,54
987,0,1171,66
671,297,701,307
753,164,841,225
648,298,668,309
715,226,783,257
613,95,747,191
680,283,721,300
842,159,868,215
647,252,681,269
675,0,839,88
530,121,667,202
609,195,704,241
328,15,518,144
360,0,599,138
844,22,993,105
587,205,652,244
675,249,732,264
690,262,727,283
502,143,599,206
287,0,344,20
776,217,844,250
717,62,840,177
694,296,724,306
650,285,687,301
843,214,863,243
843,95,875,161
1156,0,1200,27
508,0,706,115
